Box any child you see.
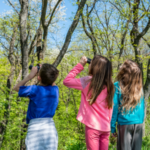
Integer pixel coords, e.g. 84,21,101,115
63,55,114,150
111,60,145,150
13,63,59,150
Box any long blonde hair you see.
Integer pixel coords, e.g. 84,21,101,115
117,60,143,112
87,55,114,108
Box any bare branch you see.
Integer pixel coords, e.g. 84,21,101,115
142,37,150,48
81,13,91,40
109,1,125,17
138,17,150,39
88,0,97,15
41,0,48,27
85,2,101,54
53,0,87,67
0,40,9,51
7,0,19,15
47,0,62,26
28,33,37,56
8,25,18,65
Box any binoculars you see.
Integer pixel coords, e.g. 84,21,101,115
87,57,91,64
29,57,91,70
29,64,40,71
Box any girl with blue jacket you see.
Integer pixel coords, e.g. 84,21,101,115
111,60,145,150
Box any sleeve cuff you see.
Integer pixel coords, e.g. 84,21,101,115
18,86,26,97
111,128,116,133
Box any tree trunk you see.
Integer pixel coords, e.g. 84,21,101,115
82,13,97,55
53,0,87,67
19,0,29,79
143,59,150,136
117,19,130,70
144,59,150,96
19,1,29,149
41,27,48,60
40,0,62,60
81,1,99,55
37,25,43,61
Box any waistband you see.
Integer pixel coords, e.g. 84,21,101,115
29,117,53,124
28,118,55,132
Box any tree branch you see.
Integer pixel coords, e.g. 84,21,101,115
142,37,150,48
88,0,97,16
53,0,87,67
0,40,9,51
7,0,19,15
28,33,37,56
109,1,125,17
8,25,18,65
138,17,150,39
83,1,101,55
81,13,92,42
47,0,62,26
41,0,48,27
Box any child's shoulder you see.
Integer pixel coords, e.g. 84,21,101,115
80,76,91,81
38,85,59,90
20,85,37,90
30,85,38,89
114,82,121,94
29,85,38,92
50,85,59,91
80,76,91,89
19,85,38,97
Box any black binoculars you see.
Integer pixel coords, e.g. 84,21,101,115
29,64,40,71
29,57,91,71
87,57,91,64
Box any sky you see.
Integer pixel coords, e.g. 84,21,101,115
0,0,77,38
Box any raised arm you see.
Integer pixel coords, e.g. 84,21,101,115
63,56,87,90
13,67,38,92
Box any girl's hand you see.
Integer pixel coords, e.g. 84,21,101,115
112,132,117,138
79,56,87,66
28,66,38,79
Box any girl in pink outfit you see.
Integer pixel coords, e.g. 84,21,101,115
63,55,114,150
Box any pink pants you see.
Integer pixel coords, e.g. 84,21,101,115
85,126,110,150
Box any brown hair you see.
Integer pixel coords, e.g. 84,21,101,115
39,63,59,86
116,60,143,112
87,55,114,108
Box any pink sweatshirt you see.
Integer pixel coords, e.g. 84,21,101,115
63,63,113,131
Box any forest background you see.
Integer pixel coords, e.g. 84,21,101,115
0,0,150,150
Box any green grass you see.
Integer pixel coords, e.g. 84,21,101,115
63,138,150,150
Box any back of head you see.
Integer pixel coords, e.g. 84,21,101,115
88,55,114,108
117,60,143,111
39,63,59,86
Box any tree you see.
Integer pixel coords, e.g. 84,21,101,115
81,0,100,55
53,0,88,67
